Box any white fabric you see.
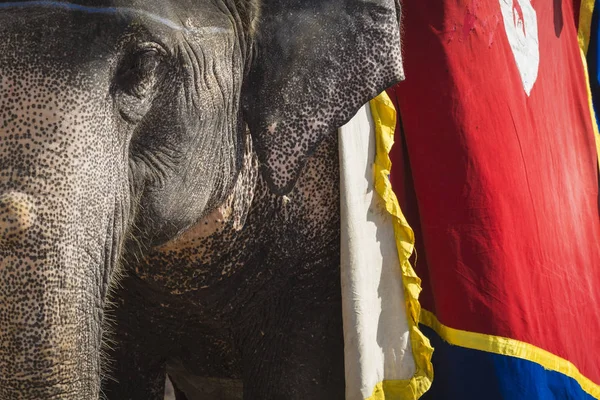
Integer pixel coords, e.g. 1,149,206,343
339,104,415,400
499,0,539,96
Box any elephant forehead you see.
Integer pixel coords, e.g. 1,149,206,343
0,1,236,34
0,1,185,30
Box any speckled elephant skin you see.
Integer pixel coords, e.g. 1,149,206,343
0,1,403,399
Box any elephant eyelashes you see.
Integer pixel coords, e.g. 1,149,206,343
114,43,167,123
118,44,166,98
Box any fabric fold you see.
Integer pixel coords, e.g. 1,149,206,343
339,93,432,400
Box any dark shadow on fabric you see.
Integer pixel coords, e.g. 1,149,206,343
386,87,431,303
585,5,600,211
554,0,563,37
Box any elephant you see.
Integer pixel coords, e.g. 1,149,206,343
0,0,404,399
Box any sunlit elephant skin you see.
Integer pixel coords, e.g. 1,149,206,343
0,0,404,399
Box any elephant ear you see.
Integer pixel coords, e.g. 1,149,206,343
243,0,404,195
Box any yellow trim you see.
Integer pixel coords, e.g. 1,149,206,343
365,92,433,400
420,309,600,399
578,0,595,54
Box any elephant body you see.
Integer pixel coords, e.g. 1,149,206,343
0,1,403,399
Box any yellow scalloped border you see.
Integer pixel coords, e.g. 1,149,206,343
419,310,600,398
578,0,595,54
365,92,434,400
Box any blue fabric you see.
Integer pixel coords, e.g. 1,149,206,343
420,325,595,400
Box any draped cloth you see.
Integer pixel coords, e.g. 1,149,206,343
385,0,600,398
339,98,432,400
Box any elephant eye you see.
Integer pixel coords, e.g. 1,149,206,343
117,43,166,99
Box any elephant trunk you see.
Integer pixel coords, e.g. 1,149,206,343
0,63,127,399
0,185,116,399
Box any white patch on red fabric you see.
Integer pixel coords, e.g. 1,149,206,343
499,0,539,96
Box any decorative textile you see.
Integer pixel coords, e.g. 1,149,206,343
339,95,432,400
387,0,600,398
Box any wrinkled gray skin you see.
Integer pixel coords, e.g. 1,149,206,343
0,0,403,399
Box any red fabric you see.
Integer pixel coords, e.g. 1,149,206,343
389,0,600,383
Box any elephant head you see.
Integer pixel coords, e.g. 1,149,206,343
0,0,403,398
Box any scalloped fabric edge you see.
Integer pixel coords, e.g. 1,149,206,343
365,92,434,400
